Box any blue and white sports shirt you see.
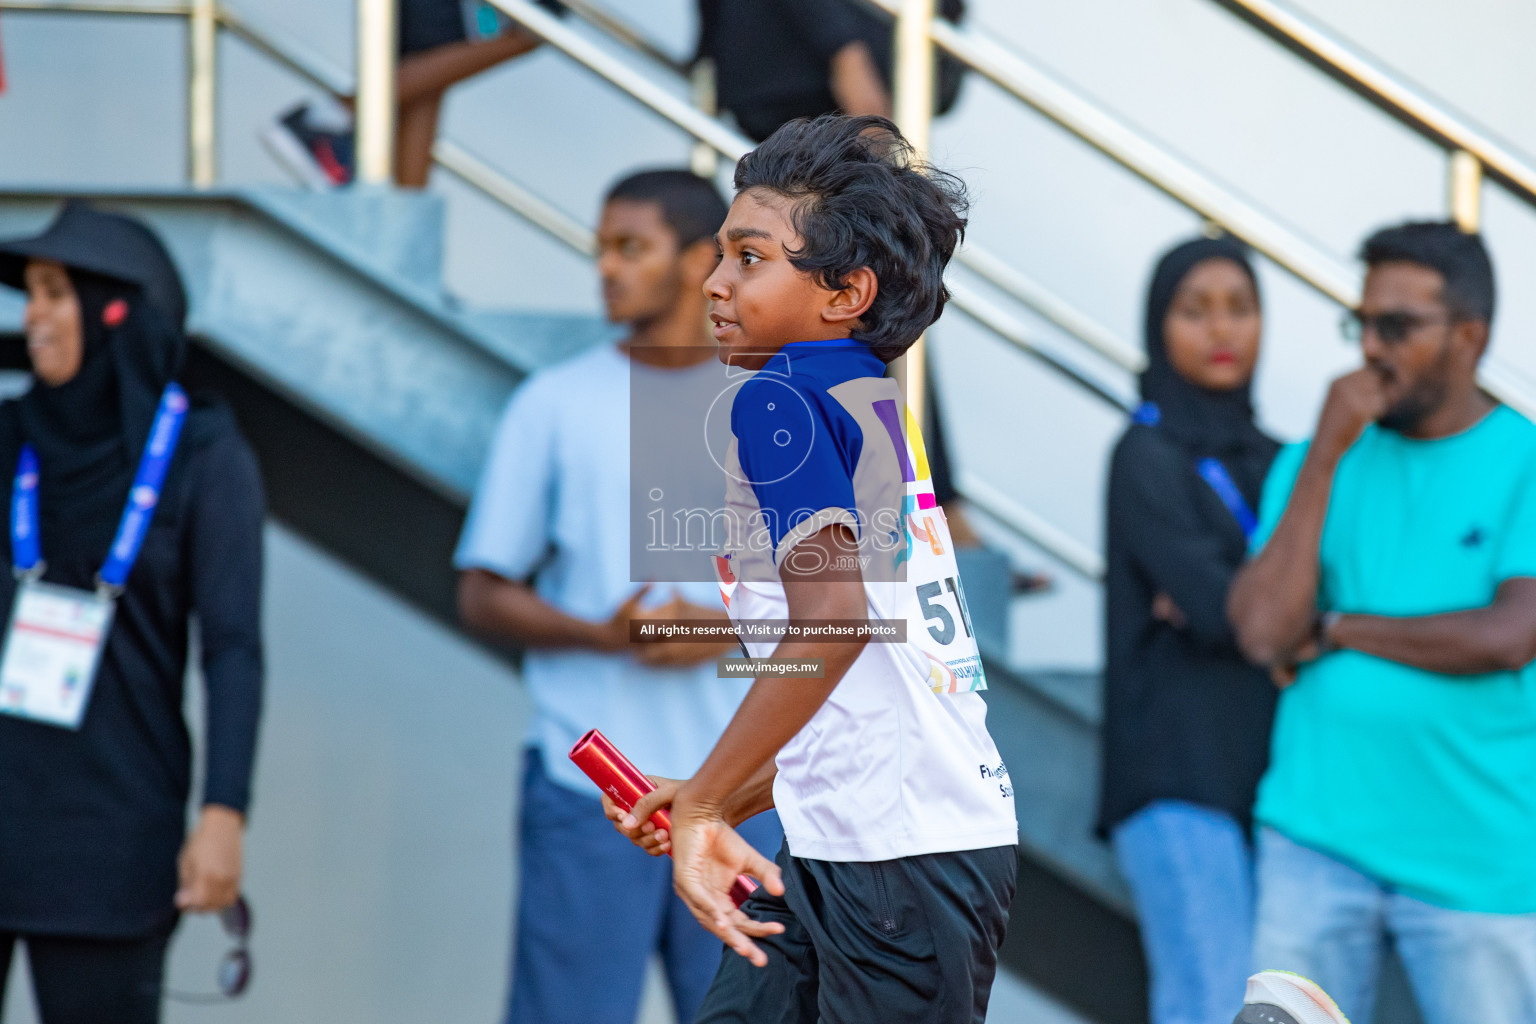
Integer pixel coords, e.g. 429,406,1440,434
714,340,1016,861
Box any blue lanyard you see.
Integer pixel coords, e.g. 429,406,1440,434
12,383,190,589
1196,458,1258,541
1135,401,1259,541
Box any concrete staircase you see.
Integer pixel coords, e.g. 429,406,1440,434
0,188,616,500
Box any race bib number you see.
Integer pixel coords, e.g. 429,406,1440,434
898,505,986,694
0,580,114,730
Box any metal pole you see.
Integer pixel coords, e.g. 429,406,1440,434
355,0,397,185
433,140,598,256
186,0,217,187
893,0,934,154
0,1,189,13
1208,0,1536,208
892,0,934,431
689,59,719,179
1449,150,1482,233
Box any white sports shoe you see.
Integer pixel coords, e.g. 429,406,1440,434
1233,970,1351,1024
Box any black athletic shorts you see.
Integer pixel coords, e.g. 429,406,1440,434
696,840,1018,1024
398,0,466,57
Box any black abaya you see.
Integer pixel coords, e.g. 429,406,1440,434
1096,237,1280,836
0,203,264,936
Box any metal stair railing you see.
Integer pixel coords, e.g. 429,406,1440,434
13,0,1536,581
0,8,601,351
493,0,1536,518
201,2,602,258
1208,0,1536,216
0,1,184,13
864,0,1354,306
479,0,1132,578
478,0,1150,384
0,0,1118,578
491,0,1536,421
857,0,1536,425
478,0,1536,579
477,0,1130,400
528,1,1148,378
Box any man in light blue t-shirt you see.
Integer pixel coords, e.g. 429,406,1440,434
1229,221,1536,1024
455,170,782,1024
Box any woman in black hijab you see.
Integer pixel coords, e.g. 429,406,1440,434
0,201,263,1023
1098,236,1279,1024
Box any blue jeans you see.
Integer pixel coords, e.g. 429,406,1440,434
1112,801,1255,1024
1253,826,1536,1024
506,748,784,1024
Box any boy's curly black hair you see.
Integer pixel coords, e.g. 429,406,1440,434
733,114,969,362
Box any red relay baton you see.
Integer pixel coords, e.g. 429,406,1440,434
569,728,758,907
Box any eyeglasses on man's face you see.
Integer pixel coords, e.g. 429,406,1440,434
1340,309,1454,345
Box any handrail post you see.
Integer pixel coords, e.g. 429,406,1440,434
689,59,719,179
355,0,397,185
1449,150,1482,233
186,0,217,187
893,0,934,155
893,0,934,431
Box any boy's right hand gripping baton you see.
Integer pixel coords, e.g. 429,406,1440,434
569,728,758,907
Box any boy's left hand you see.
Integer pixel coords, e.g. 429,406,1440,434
668,800,785,967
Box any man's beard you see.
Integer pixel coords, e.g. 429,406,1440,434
619,275,685,332
1375,345,1454,434
1378,386,1444,433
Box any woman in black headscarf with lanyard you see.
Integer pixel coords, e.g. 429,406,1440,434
1098,236,1280,1024
0,201,263,1024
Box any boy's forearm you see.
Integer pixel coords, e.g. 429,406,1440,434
680,525,868,818
723,759,780,826
678,637,864,814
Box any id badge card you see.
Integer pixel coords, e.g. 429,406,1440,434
0,579,115,730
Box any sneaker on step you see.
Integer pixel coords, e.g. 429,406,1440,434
1234,971,1351,1024
261,103,355,188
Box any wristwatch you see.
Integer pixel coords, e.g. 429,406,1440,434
1313,610,1343,654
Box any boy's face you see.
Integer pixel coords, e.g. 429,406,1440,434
596,199,696,326
704,189,872,370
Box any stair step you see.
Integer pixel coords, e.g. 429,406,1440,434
249,186,448,290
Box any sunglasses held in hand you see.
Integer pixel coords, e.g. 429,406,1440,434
167,895,252,1004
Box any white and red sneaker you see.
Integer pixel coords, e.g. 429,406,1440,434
1234,971,1351,1024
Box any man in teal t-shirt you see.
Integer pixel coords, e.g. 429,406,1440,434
1229,221,1536,1024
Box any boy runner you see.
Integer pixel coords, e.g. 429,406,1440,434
610,115,1018,1022
457,169,782,1024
